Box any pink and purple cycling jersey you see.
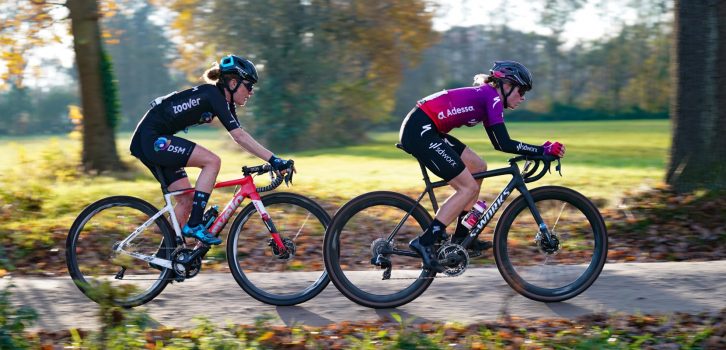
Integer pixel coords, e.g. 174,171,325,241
416,85,504,133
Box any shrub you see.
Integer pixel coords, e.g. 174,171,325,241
0,285,38,349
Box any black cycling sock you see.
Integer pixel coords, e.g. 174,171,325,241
187,191,210,227
419,219,446,245
453,211,469,240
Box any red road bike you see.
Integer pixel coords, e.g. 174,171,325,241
66,163,330,307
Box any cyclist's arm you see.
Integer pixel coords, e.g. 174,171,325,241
485,123,544,156
228,128,274,161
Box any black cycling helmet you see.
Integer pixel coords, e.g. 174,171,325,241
489,60,532,108
219,54,258,84
490,60,532,91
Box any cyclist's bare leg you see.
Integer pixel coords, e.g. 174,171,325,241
168,177,193,227
435,169,479,225
458,147,487,210
435,148,486,224
185,144,221,194
443,148,492,250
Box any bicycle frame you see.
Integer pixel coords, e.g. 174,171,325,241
386,159,554,257
113,173,285,269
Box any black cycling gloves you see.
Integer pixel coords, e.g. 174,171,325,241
268,155,294,171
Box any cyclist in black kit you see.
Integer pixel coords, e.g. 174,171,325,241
130,54,294,245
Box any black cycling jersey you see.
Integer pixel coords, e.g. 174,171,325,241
138,84,240,134
130,84,241,187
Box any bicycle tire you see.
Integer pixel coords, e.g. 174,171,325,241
493,186,607,302
323,191,435,309
66,196,176,307
226,192,331,306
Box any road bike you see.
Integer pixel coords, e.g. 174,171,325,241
323,144,607,308
66,163,330,307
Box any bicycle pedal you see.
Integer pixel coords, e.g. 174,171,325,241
382,267,392,280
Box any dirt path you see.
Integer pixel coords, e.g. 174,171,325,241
3,261,725,331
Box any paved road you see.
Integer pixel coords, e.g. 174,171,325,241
3,261,725,331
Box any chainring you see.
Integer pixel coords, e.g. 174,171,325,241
437,243,469,277
171,248,203,279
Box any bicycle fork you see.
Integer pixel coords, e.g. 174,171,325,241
249,198,293,259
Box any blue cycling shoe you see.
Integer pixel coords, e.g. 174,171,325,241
182,224,222,245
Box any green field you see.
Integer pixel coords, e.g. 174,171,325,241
0,119,669,210
0,119,668,273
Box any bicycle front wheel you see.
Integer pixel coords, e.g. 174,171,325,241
323,191,435,309
66,196,176,307
494,186,608,302
227,192,330,306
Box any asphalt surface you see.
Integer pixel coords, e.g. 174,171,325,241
3,260,725,331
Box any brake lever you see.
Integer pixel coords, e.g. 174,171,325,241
284,169,294,187
556,158,562,176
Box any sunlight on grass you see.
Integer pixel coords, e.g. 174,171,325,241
0,120,668,214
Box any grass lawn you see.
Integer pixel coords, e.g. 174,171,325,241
0,119,668,210
0,119,669,273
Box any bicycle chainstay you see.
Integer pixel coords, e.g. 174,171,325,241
373,243,477,280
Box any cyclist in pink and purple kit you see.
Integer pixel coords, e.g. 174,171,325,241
399,61,566,272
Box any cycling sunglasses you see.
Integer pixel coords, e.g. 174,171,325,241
241,80,254,92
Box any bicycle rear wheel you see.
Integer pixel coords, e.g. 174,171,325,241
323,191,435,309
66,196,176,307
493,186,607,302
227,192,330,306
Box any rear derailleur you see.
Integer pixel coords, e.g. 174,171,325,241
370,238,393,280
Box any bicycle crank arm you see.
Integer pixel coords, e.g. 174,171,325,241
120,250,173,269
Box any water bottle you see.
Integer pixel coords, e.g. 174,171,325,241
462,200,487,229
202,205,219,229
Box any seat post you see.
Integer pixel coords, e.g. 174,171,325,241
395,142,440,212
154,166,170,194
417,160,439,212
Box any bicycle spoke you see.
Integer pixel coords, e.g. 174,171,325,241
552,202,568,232
494,187,607,302
291,213,311,241
67,197,174,307
324,192,436,308
227,193,329,306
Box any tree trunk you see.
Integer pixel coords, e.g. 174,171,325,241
666,0,726,192
67,0,124,173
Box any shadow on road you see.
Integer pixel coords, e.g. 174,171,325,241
276,306,333,327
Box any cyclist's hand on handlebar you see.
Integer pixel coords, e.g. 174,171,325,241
543,141,566,158
268,155,297,175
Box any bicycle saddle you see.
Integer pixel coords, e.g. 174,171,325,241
395,143,412,154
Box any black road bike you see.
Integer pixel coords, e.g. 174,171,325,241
323,144,607,308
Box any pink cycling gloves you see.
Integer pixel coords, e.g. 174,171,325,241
543,141,566,157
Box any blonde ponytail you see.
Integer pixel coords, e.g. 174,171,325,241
202,62,222,84
473,73,499,87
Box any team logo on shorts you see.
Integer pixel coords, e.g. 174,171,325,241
153,137,171,151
